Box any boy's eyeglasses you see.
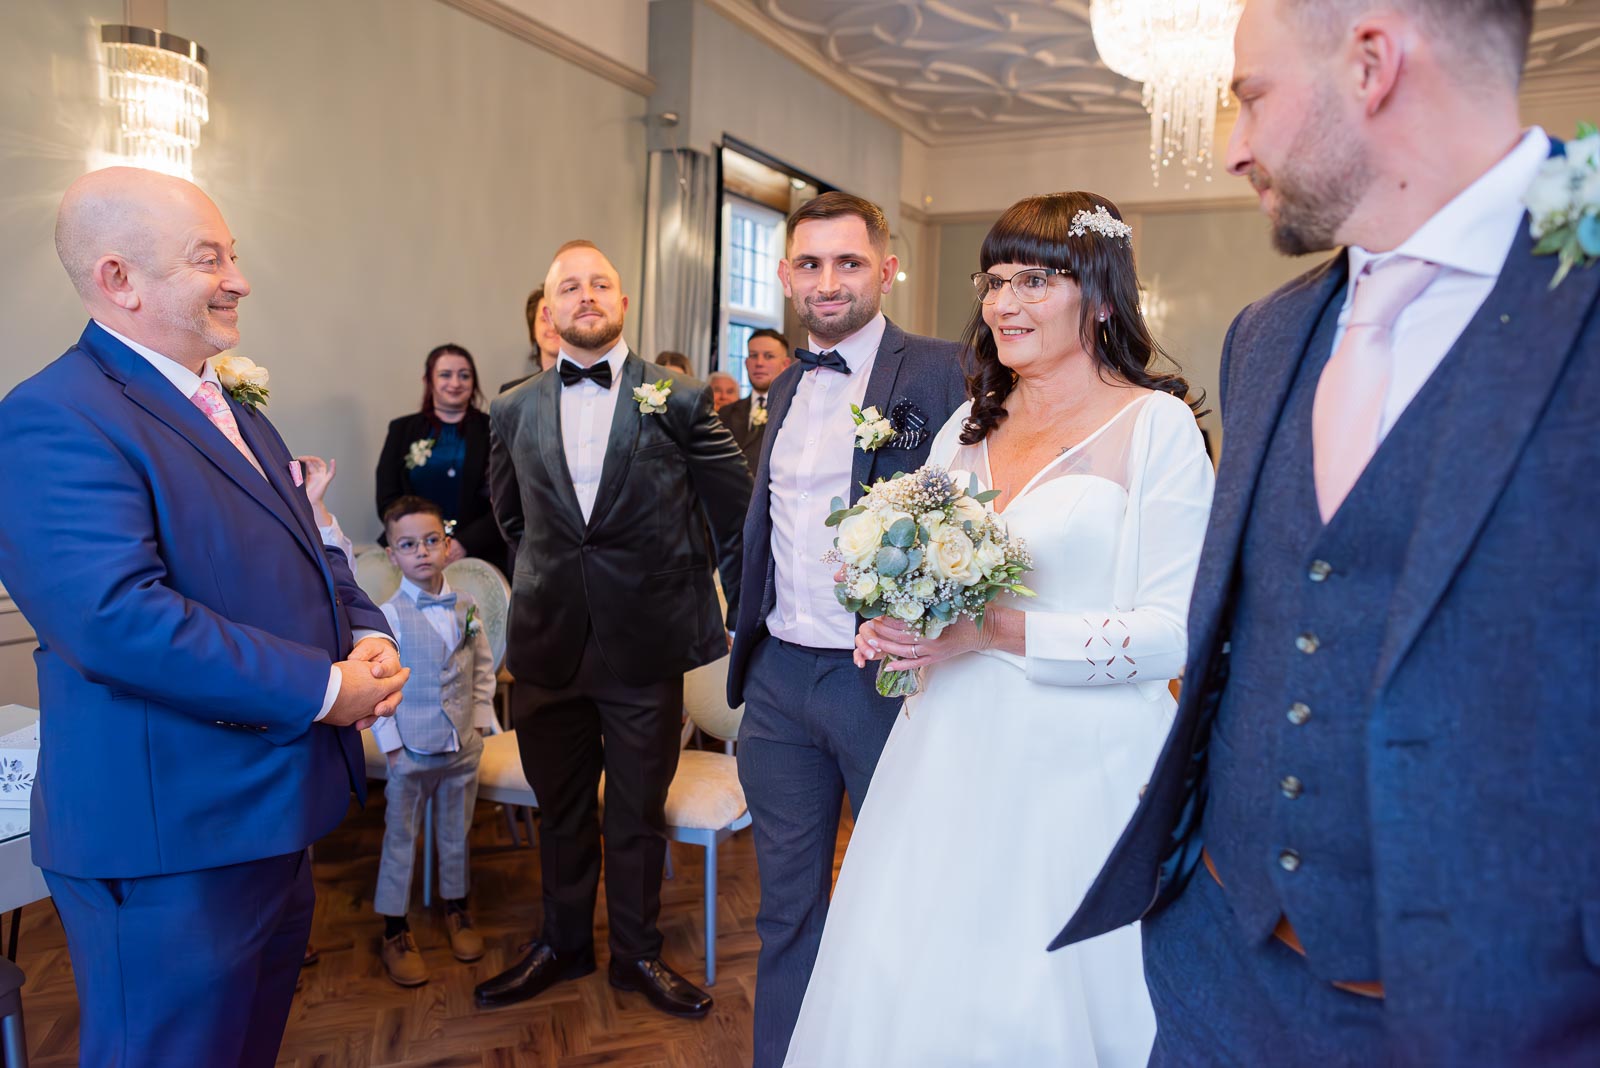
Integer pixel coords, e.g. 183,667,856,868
393,534,447,555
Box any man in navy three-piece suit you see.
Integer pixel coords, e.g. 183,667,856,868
0,168,410,1066
1057,1,1600,1063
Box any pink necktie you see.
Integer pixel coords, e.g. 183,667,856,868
1311,257,1441,521
190,380,266,478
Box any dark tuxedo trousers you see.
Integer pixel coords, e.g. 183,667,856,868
728,320,969,1067
489,353,751,960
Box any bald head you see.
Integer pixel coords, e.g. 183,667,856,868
543,241,628,360
54,168,249,368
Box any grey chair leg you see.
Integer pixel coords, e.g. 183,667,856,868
704,839,718,987
664,843,675,881
522,807,539,847
422,797,435,908
502,804,522,847
1,1006,25,1068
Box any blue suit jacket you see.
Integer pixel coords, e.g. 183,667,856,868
1057,208,1600,1053
0,322,391,879
726,318,968,705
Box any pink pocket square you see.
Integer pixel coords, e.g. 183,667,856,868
288,460,304,487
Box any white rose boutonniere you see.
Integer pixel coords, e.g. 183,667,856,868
405,437,435,470
463,604,481,641
212,353,270,410
751,404,769,428
633,378,672,415
1525,121,1600,289
851,404,895,451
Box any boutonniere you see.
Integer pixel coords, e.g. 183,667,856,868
463,604,481,640
212,354,270,411
751,404,769,428
851,404,895,451
405,437,435,470
1525,122,1600,289
633,378,672,415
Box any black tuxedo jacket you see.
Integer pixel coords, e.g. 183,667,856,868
718,394,767,473
374,407,502,561
489,353,752,688
726,318,969,705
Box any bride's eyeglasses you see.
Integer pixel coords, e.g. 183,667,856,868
971,267,1073,305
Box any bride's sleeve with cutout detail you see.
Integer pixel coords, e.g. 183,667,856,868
1022,399,1214,689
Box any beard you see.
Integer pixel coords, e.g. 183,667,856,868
558,313,624,352
1254,88,1374,256
148,294,241,353
793,286,879,343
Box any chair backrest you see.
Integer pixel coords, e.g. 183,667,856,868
683,655,743,741
353,548,401,606
444,557,511,672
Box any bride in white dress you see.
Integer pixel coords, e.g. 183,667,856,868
783,193,1215,1067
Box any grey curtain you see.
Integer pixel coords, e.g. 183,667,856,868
641,148,718,376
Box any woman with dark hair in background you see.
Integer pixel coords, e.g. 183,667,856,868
501,285,562,393
783,193,1215,1067
375,343,502,563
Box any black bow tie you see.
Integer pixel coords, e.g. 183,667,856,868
558,360,613,390
794,348,851,375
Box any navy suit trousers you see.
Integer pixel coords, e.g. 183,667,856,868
45,849,314,1067
736,636,901,1068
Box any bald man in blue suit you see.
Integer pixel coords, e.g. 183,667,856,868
0,168,410,1067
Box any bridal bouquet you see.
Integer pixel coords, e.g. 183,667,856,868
826,464,1033,697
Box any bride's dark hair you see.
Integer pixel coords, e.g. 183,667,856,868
959,192,1199,445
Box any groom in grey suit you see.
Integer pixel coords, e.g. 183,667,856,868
728,193,968,1067
1058,1,1600,1063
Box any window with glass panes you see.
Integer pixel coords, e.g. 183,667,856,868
720,198,785,394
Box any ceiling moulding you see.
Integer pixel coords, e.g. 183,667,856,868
698,0,935,144
434,0,656,96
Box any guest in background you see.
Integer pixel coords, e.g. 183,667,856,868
376,343,502,563
372,496,496,988
655,350,692,374
717,328,791,472
501,285,562,393
709,370,740,411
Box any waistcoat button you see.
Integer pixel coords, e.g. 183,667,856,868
1287,702,1311,726
1308,559,1332,582
1295,633,1319,654
1280,775,1304,799
1278,849,1302,872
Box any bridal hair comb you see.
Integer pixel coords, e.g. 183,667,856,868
1069,205,1133,243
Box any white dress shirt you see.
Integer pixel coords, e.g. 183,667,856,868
1338,127,1550,439
558,339,630,523
95,320,392,722
766,312,888,649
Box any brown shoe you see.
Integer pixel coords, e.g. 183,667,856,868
445,908,485,962
381,930,429,987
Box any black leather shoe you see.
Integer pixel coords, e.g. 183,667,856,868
608,957,713,1018
474,941,596,1009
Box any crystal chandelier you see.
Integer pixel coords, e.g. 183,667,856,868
99,25,210,180
1089,0,1244,185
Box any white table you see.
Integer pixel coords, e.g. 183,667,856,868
0,706,46,961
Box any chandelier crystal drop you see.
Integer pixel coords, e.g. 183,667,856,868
99,25,210,180
1089,0,1244,185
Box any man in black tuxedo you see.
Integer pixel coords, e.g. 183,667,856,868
477,240,751,1018
728,193,968,1065
717,328,792,472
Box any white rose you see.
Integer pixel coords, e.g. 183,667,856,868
836,510,885,567
888,599,925,623
951,494,987,526
848,571,879,601
910,575,937,600
1524,160,1576,235
858,405,883,423
925,524,979,584
240,364,270,389
973,537,1006,576
1568,133,1600,171
212,353,254,390
880,507,914,533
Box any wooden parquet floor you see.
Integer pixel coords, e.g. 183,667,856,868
11,781,853,1067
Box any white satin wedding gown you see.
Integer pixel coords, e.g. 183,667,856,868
783,391,1215,1067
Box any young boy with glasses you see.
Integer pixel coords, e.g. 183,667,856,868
372,495,496,986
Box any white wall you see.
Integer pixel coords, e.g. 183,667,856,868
0,0,649,543
497,0,650,75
